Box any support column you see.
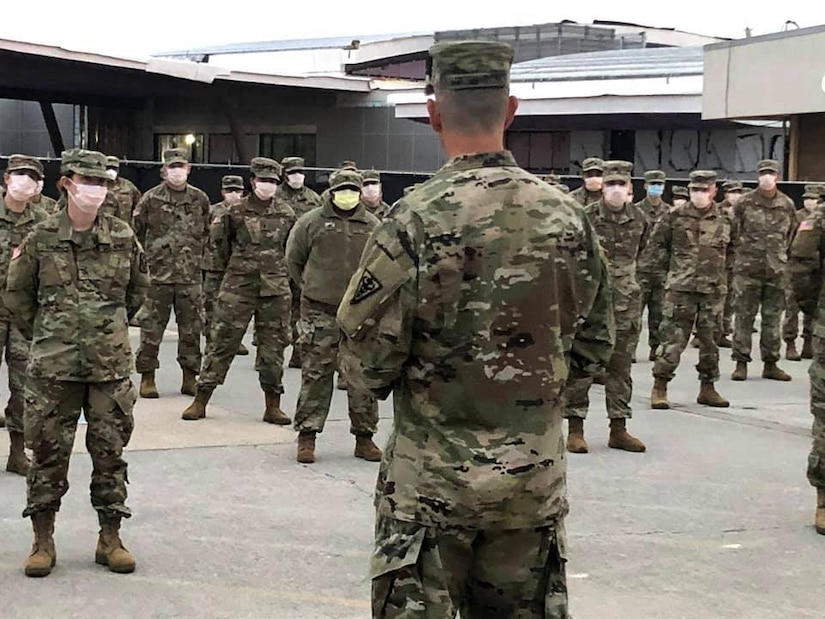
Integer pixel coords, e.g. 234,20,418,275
39,101,65,156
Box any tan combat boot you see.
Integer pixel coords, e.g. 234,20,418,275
785,341,801,361
650,378,669,410
25,512,56,577
95,515,136,573
262,391,291,425
566,418,589,454
236,343,250,356
731,362,748,381
608,419,646,453
354,435,383,461
336,374,348,391
181,368,198,396
6,430,30,475
697,382,729,408
802,337,814,360
297,432,316,464
816,489,825,535
139,372,159,398
762,363,792,382
181,386,214,421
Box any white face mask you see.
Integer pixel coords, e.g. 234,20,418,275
6,175,39,202
673,198,687,208
166,168,188,187
758,174,777,191
690,191,712,209
603,185,628,208
287,173,305,190
584,176,603,192
361,184,381,202
726,193,742,206
224,191,242,205
254,182,278,201
36,180,44,196
804,199,819,212
68,180,108,214
105,169,118,181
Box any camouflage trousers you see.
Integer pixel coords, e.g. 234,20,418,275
0,320,30,434
637,272,665,350
199,291,291,393
732,274,785,364
202,271,224,346
808,338,825,488
653,291,723,383
135,283,203,373
564,326,637,420
720,267,735,337
23,377,135,518
290,279,301,349
782,289,813,343
293,297,378,436
371,514,568,618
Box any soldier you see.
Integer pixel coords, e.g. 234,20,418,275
338,40,613,617
0,155,51,474
570,157,604,206
202,175,248,356
635,170,671,362
133,148,210,398
285,169,382,464
360,169,391,219
4,148,149,577
650,171,733,409
182,158,295,424
671,185,689,208
716,180,745,348
104,156,142,225
565,160,647,454
30,177,58,214
730,159,795,382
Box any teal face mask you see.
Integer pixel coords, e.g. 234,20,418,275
647,184,664,198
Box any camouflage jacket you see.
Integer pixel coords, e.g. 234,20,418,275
56,192,133,227
634,197,671,275
31,194,57,214
275,184,322,219
286,195,380,307
584,199,648,328
0,196,51,321
337,151,614,529
4,210,149,381
362,199,391,219
133,182,210,284
790,206,825,327
651,202,733,295
202,200,231,273
732,189,796,279
108,177,142,226
208,193,296,297
569,185,603,207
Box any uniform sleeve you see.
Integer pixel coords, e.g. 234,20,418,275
337,215,419,398
650,212,673,276
3,237,39,340
790,210,824,315
207,211,232,274
126,236,150,321
285,218,310,287
132,193,149,246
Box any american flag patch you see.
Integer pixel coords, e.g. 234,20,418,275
799,220,815,231
11,246,21,260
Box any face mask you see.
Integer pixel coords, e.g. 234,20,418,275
726,193,742,206
603,185,628,208
673,198,687,208
166,168,188,186
647,184,664,198
36,180,44,195
254,182,278,201
6,175,38,202
105,169,118,181
68,180,108,214
584,176,603,192
690,191,712,209
758,174,777,191
224,191,242,205
332,189,361,211
287,173,305,190
804,199,819,212
361,184,381,202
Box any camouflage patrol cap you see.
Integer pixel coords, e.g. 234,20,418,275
541,173,561,185
250,157,282,180
329,168,363,191
338,160,358,171
722,179,744,193
803,184,825,199
581,157,604,173
162,148,189,165
556,184,571,194
60,149,109,180
403,183,421,196
672,185,689,198
602,160,633,183
221,175,244,190
5,154,44,179
757,159,780,174
688,170,718,189
427,40,514,92
362,169,381,183
281,157,305,173
105,156,120,169
643,170,666,183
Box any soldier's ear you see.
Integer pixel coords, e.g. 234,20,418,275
426,99,442,135
504,96,519,129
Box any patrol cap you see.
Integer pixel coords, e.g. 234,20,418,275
338,160,358,171
281,157,305,173
757,159,780,174
105,156,121,170
556,184,571,194
602,160,633,183
221,175,244,190
60,149,109,180
250,157,282,180
803,184,825,199
5,154,44,179
541,173,561,185
362,169,381,184
644,170,666,183
582,157,604,173
403,183,421,196
722,179,744,193
672,185,689,198
427,40,514,92
329,169,363,191
688,170,718,189
163,148,189,165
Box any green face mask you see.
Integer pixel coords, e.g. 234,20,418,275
332,189,361,211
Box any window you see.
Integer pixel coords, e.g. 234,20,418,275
208,133,240,164
154,133,205,163
506,131,571,173
258,134,316,167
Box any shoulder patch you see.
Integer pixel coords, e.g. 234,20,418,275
350,269,383,304
799,219,814,232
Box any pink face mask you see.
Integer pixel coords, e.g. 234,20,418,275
6,175,38,202
68,180,108,214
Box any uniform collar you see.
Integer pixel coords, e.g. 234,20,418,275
57,208,112,244
439,151,519,174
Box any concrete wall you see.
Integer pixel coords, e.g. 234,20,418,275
0,100,75,157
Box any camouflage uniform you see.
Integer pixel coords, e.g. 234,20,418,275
104,157,141,227
31,192,57,214
286,170,380,441
731,160,796,374
4,150,149,521
338,41,614,618
133,149,210,378
569,157,604,207
360,169,391,219
716,180,744,345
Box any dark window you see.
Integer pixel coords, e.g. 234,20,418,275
609,130,636,163
154,133,205,163
208,133,240,164
258,134,316,166
506,131,571,173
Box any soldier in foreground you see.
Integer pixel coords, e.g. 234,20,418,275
570,157,604,206
5,149,148,576
339,40,613,617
